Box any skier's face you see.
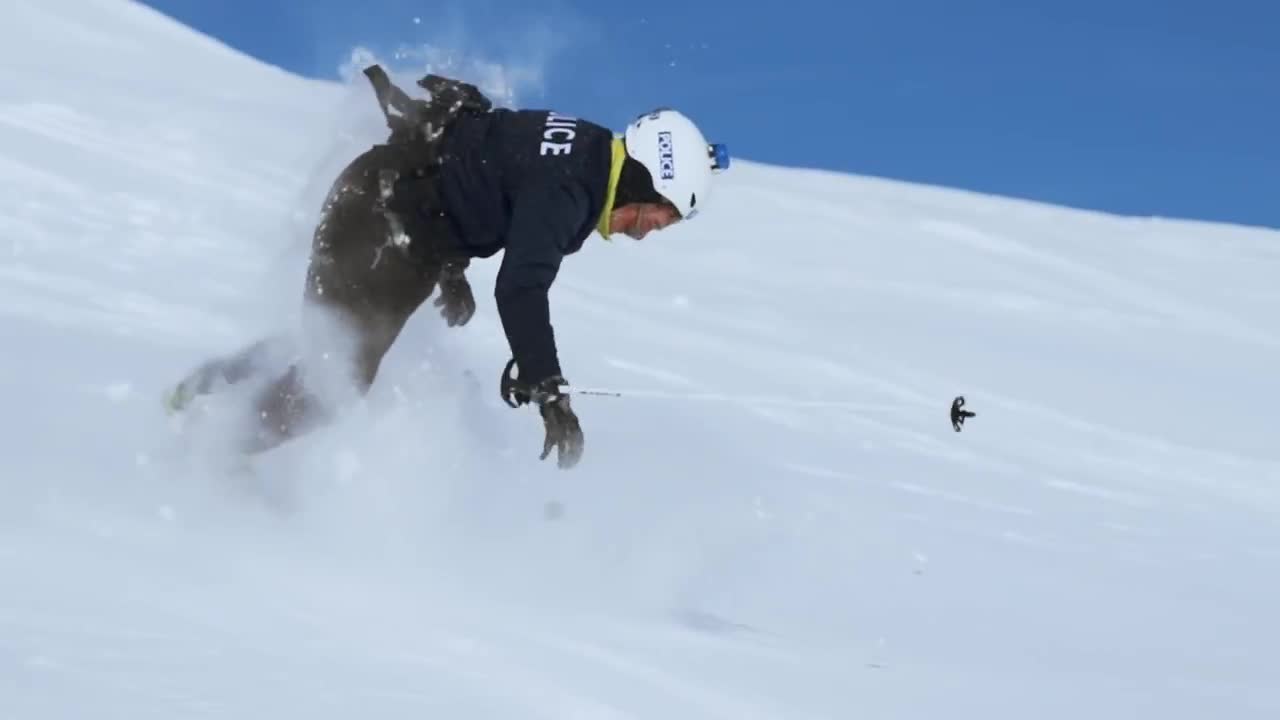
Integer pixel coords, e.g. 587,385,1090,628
611,202,682,240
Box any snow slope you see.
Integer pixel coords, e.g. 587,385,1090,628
3,1,1279,718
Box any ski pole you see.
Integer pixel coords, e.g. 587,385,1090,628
563,385,923,413
498,359,944,418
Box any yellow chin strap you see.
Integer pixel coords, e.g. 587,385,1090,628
595,137,625,240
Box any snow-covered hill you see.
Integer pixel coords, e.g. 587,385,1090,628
3,1,1279,718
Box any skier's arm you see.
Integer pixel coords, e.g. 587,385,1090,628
495,180,591,383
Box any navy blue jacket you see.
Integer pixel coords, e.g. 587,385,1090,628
437,108,613,382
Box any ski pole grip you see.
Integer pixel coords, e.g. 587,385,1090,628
500,358,521,408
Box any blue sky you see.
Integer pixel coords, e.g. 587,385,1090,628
142,0,1279,229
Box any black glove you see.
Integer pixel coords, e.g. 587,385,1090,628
500,361,584,469
538,391,584,469
434,262,475,327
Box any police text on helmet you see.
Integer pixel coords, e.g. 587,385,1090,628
657,131,675,180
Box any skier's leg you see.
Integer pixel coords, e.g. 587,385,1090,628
238,302,409,452
166,336,295,413
236,159,444,453
240,284,441,454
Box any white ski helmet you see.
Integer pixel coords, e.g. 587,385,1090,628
623,108,729,219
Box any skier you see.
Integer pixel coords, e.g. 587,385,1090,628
165,65,729,469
